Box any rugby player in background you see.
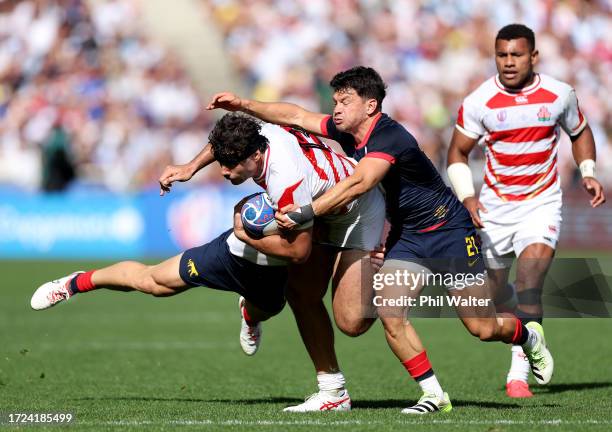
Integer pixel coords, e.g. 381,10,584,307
447,24,605,398
208,66,554,414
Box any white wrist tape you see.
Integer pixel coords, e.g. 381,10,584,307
579,159,596,179
447,162,475,202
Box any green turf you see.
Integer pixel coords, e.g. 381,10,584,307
1,260,611,431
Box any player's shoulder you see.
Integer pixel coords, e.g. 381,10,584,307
375,114,415,140
538,73,574,97
462,76,498,106
369,113,418,151
260,123,292,145
260,123,300,155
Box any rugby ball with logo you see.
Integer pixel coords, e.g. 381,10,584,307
241,192,279,239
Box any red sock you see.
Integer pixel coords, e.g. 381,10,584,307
241,303,257,326
510,317,529,345
73,270,97,293
402,351,434,381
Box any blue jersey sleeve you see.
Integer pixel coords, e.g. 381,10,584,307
362,127,415,165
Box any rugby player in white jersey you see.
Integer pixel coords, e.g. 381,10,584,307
165,114,386,412
31,113,385,412
447,24,605,398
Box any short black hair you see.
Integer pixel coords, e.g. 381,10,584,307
209,113,268,167
330,66,387,110
496,24,535,51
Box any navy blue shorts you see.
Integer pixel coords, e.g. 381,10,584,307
179,229,287,314
386,226,485,275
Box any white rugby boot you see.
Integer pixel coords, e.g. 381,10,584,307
283,389,351,412
401,392,452,414
30,271,83,310
238,296,262,356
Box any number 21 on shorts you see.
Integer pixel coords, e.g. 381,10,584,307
465,236,479,257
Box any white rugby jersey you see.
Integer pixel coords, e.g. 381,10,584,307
227,123,358,265
456,73,587,219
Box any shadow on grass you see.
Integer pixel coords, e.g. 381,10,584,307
534,381,612,394
75,396,520,409
74,396,303,404
353,400,522,409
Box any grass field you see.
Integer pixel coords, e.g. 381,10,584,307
1,260,612,431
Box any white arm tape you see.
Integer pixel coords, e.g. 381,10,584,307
447,162,476,202
579,159,596,179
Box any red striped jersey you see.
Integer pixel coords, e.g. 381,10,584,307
456,73,587,206
254,123,358,212
227,123,359,264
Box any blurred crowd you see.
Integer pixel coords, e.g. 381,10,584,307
205,0,612,188
1,0,610,193
0,0,218,192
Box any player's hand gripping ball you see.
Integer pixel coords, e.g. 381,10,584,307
241,192,279,239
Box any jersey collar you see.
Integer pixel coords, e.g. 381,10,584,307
355,112,383,150
253,146,270,187
494,73,541,96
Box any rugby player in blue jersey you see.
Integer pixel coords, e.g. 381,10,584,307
208,66,554,414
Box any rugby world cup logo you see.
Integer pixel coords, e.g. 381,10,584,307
241,193,274,228
497,110,507,123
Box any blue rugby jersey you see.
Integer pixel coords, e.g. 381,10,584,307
321,113,472,234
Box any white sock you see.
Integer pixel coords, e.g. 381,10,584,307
507,345,530,383
521,328,538,352
317,372,346,395
418,374,444,399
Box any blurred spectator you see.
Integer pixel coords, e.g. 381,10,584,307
0,0,218,192
204,0,612,189
1,0,609,193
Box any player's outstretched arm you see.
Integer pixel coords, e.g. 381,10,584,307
159,143,215,196
206,92,327,136
277,158,390,230
570,125,606,208
447,128,487,228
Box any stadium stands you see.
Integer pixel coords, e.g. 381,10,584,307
203,0,612,188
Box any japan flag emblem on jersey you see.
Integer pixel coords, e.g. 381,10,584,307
537,106,551,122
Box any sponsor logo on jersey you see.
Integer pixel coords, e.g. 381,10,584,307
515,95,528,104
496,109,507,123
537,106,551,122
187,258,199,277
548,225,557,233
434,205,448,219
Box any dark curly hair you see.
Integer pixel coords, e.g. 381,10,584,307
209,113,268,167
330,66,387,110
496,24,535,51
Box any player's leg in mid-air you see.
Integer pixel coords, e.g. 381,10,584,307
31,229,287,355
444,227,554,389
374,226,554,414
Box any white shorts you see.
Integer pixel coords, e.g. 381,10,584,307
318,186,385,251
480,200,561,270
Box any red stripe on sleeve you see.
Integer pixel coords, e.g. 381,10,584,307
320,115,331,137
457,105,464,128
365,152,395,164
